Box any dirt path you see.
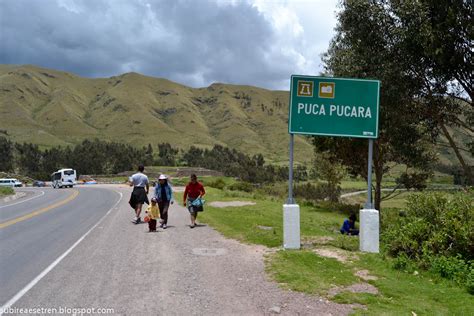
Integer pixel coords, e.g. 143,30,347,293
12,185,354,315
340,188,404,198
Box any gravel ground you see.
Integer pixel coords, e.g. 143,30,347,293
12,185,354,315
328,283,379,297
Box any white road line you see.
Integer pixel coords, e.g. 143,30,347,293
0,190,46,210
0,191,123,314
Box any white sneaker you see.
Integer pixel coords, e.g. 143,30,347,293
162,224,167,229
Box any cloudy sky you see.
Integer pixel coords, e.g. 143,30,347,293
0,0,339,90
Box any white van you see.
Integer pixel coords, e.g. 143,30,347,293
51,169,77,188
0,178,23,187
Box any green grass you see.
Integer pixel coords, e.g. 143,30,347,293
295,179,398,192
342,191,411,209
176,187,346,247
0,187,14,196
179,184,474,314
267,250,358,295
333,254,474,315
340,180,397,191
340,180,370,190
267,249,474,315
342,189,471,209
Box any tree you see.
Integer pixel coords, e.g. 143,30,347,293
252,154,265,168
41,146,67,179
15,142,43,178
71,139,107,174
294,165,308,182
312,153,345,202
156,143,179,166
182,146,204,167
0,136,14,172
144,144,154,166
320,0,436,210
391,0,473,184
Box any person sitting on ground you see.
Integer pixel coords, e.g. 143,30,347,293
183,174,205,229
340,213,359,235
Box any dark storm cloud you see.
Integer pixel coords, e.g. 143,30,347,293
0,0,305,89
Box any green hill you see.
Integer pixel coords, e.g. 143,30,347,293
1,64,470,169
0,64,313,164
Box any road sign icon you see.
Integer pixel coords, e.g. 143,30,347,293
318,82,335,98
297,81,313,97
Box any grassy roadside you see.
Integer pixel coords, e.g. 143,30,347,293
175,187,474,315
0,187,14,196
342,189,473,209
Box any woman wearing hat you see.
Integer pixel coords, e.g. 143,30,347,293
154,174,174,229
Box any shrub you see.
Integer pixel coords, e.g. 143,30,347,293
392,253,416,272
382,217,431,260
0,187,14,196
257,183,287,199
293,182,341,202
228,181,254,192
382,192,474,292
382,192,473,261
321,201,361,216
206,178,226,190
429,255,471,286
466,268,474,295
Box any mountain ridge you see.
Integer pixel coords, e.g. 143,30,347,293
0,64,312,163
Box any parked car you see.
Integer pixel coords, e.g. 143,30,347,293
0,178,23,187
33,180,46,187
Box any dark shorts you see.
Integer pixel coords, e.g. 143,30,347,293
129,187,149,209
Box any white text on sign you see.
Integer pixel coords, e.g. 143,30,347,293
297,103,372,118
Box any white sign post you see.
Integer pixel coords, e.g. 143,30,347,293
359,139,380,253
283,134,300,249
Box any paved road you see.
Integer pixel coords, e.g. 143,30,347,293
0,186,121,306
1,185,352,315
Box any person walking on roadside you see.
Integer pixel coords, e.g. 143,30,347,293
145,198,160,232
129,164,149,224
154,174,173,229
183,174,205,228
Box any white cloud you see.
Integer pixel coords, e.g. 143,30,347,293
251,0,338,72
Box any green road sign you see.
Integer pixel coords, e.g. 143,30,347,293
289,75,380,138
